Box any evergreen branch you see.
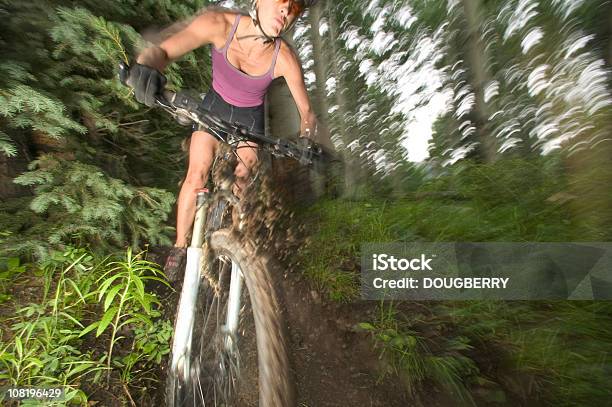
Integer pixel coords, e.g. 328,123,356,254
0,61,36,84
0,130,17,157
91,15,130,65
10,155,174,257
0,84,86,136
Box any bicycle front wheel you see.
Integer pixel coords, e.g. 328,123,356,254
167,228,293,407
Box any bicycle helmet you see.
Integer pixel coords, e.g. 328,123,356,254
249,0,318,43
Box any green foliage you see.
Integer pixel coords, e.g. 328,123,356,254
298,155,574,302
5,155,174,259
0,83,87,138
359,299,612,405
359,302,479,405
50,7,134,65
0,232,24,302
0,1,217,403
115,318,173,388
298,154,609,404
0,247,104,405
0,256,26,284
392,156,576,241
0,130,17,157
440,301,612,405
131,318,173,366
0,0,218,257
78,248,170,380
297,198,399,302
0,245,173,404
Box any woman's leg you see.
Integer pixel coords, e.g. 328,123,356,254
175,130,219,247
233,140,259,198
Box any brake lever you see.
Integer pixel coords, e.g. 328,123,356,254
296,137,324,166
155,92,174,110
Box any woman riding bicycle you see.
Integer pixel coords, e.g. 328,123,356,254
129,0,319,277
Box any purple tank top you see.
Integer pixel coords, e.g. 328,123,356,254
211,14,281,107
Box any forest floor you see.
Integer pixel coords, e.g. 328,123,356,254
276,258,428,407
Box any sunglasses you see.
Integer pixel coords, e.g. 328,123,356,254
275,0,305,17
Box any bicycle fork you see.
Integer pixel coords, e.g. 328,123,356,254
171,189,244,381
224,261,243,351
171,189,209,380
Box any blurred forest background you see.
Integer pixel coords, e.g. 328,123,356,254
1,0,611,405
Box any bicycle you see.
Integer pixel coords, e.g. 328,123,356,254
118,62,325,406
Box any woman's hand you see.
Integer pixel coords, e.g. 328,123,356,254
128,63,167,107
300,127,314,140
300,111,318,140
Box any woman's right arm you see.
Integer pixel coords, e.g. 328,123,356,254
136,10,228,71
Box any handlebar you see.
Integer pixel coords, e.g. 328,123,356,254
118,61,324,166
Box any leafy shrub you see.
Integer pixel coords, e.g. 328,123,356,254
0,246,172,405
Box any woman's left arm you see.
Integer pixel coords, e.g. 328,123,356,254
278,44,318,139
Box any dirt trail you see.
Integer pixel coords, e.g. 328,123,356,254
249,170,409,405
269,260,409,407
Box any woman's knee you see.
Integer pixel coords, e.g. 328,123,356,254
184,166,208,187
235,142,259,172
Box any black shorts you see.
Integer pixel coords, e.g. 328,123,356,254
195,87,265,136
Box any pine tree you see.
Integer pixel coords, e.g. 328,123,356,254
0,0,217,259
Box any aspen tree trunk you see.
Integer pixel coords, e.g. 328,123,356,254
308,1,332,151
301,2,331,198
327,1,362,198
608,7,612,66
461,0,497,162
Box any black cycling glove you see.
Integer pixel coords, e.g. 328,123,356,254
128,63,166,107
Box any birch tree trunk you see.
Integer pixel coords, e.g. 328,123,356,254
308,1,332,150
327,1,362,198
460,0,497,163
